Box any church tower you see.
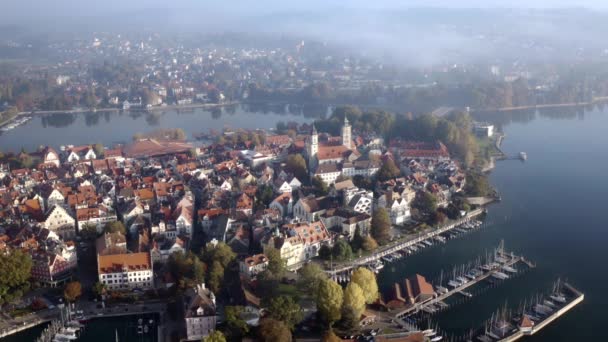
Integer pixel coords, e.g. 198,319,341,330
341,116,351,148
307,124,318,167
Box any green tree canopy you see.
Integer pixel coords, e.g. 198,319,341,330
93,143,104,157
312,176,329,196
201,242,236,269
203,330,226,342
316,279,343,325
267,295,304,331
265,247,286,278
0,249,32,305
285,154,308,182
350,268,379,304
371,208,391,245
259,318,292,342
207,260,224,294
224,306,249,338
297,263,328,295
414,191,438,215
377,158,401,181
332,240,353,262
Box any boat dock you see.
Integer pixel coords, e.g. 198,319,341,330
469,282,584,342
394,249,529,319
326,208,486,278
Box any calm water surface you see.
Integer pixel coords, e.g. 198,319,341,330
0,103,325,152
379,106,608,341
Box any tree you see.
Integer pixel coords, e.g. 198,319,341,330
414,192,438,215
80,223,98,240
371,208,391,245
267,296,304,331
342,282,366,326
376,158,401,181
465,172,491,196
312,176,329,196
265,247,286,278
318,245,332,260
316,279,343,325
298,263,328,295
350,268,378,304
103,221,126,235
93,143,104,157
63,281,82,302
361,236,379,252
259,318,292,342
201,242,236,269
0,250,32,305
207,261,224,294
285,154,308,181
224,306,249,338
332,240,353,261
92,282,106,297
257,270,280,303
203,331,226,342
322,330,342,342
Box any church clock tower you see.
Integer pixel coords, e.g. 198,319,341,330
341,116,351,147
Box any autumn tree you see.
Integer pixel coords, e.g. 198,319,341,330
350,268,379,304
259,318,292,342
362,236,379,252
203,331,226,342
414,191,438,215
316,279,343,325
267,295,304,331
371,208,391,245
63,281,82,302
322,330,342,342
341,282,366,330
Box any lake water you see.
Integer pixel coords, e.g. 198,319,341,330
1,104,606,341
0,103,328,152
378,106,608,341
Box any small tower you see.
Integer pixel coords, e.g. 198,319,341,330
341,116,351,148
306,124,319,168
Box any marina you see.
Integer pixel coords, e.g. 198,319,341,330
466,280,584,342
329,210,486,282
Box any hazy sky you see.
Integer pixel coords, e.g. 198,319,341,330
1,0,607,20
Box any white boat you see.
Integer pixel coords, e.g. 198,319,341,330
422,329,435,337
436,286,449,294
448,280,461,288
502,265,517,273
491,272,509,280
519,152,527,160
137,326,143,334
144,325,149,333
431,336,443,341
423,240,433,247
550,294,567,303
456,276,469,284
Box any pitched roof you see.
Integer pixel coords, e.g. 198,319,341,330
97,252,151,274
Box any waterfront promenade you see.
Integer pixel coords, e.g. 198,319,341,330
319,208,486,276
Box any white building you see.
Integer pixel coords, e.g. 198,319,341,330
377,191,411,225
97,252,153,291
185,283,217,341
239,254,269,279
42,205,76,239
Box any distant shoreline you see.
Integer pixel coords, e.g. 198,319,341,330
472,96,608,113
0,101,240,128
